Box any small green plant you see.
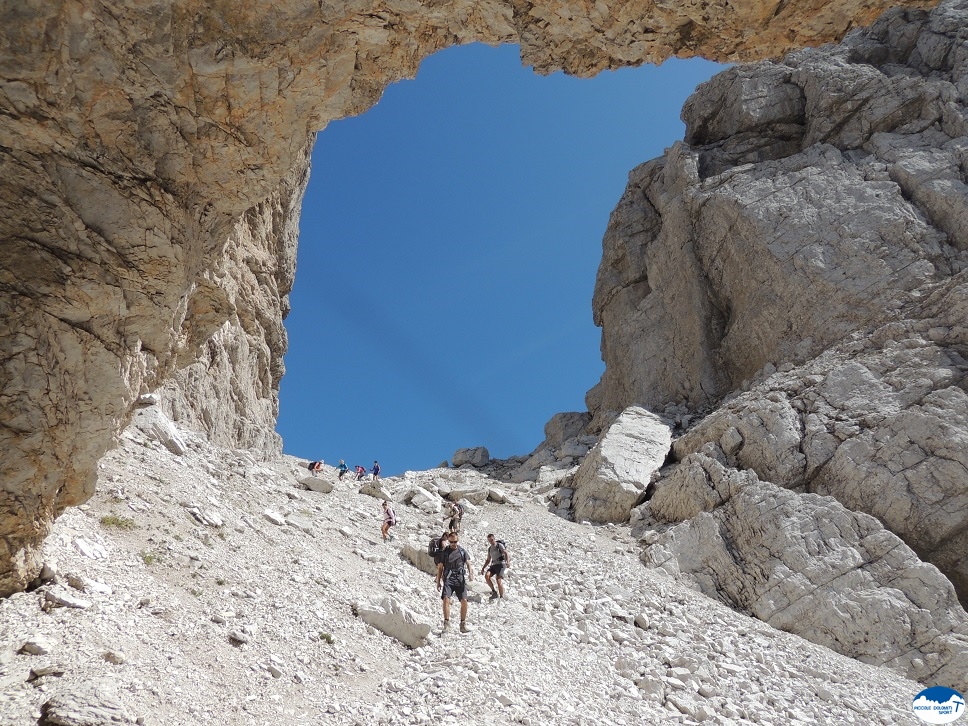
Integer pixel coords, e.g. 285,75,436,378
216,530,226,540
189,588,203,597
215,577,226,586
173,533,184,541
139,550,159,566
319,632,334,645
100,514,135,530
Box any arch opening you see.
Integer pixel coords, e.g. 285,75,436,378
278,43,724,474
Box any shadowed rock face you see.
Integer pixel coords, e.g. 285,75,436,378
0,0,941,594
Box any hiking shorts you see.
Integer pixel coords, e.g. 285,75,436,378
441,578,468,601
487,563,507,578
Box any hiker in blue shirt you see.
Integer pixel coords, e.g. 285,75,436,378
371,460,381,480
337,460,348,480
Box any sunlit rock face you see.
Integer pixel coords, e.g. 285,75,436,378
591,1,968,603
0,0,939,595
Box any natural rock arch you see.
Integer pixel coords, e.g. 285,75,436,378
0,0,936,595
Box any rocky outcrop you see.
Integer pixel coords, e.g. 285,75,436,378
641,453,968,692
571,406,672,523
0,0,935,595
452,447,490,468
159,146,310,455
588,1,968,607
671,277,968,605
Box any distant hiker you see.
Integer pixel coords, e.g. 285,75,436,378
480,533,510,599
435,532,473,633
337,460,348,480
446,501,464,533
372,460,381,480
308,460,322,476
381,500,397,542
355,465,366,481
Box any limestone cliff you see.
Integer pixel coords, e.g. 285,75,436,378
160,143,311,455
2,0,929,596
587,1,968,612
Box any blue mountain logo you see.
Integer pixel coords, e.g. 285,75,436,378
912,687,966,724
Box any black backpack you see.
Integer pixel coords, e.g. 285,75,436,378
307,461,316,471
428,536,443,557
495,539,509,562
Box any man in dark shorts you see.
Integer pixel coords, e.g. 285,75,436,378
435,533,473,633
480,533,510,599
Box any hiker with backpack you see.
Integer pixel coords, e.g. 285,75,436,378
308,460,323,476
355,465,366,481
480,533,510,599
446,501,464,533
381,500,396,542
337,460,348,480
435,532,473,633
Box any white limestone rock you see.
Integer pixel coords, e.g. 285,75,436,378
130,407,188,456
301,477,334,494
409,488,443,514
400,540,438,576
355,596,432,649
572,406,672,523
643,454,968,692
359,483,391,501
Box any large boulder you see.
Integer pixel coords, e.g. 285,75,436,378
643,454,968,692
571,406,672,523
543,412,592,449
452,447,489,468
401,540,439,576
355,596,432,649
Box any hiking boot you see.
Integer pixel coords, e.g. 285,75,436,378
460,621,469,634
489,591,499,600
442,620,451,633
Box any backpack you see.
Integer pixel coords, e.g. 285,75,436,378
428,536,444,558
307,461,316,471
494,539,509,563
452,502,464,517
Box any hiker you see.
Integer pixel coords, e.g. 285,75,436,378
355,465,366,481
381,500,396,542
445,501,464,533
480,533,510,599
435,532,473,633
371,460,381,480
308,460,322,476
337,460,348,480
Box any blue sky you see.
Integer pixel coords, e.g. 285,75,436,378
277,43,723,475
